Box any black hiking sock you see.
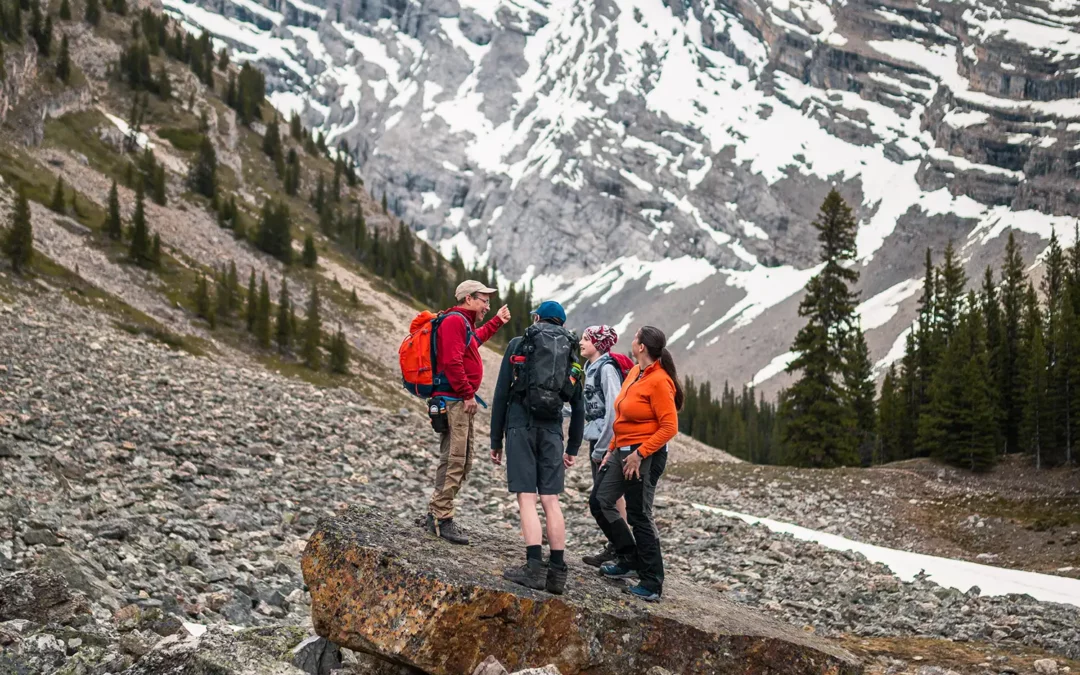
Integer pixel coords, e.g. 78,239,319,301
549,549,565,567
526,545,542,562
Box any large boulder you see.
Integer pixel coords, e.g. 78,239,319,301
302,507,862,675
0,568,90,625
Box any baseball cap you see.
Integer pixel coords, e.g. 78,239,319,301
455,280,497,301
531,300,567,324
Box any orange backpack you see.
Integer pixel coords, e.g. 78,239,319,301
399,310,474,398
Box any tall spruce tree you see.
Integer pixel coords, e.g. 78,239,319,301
84,0,99,24
956,293,998,472
245,268,257,332
262,116,284,176
980,266,1003,454
936,240,966,343
256,273,271,347
188,135,217,199
128,182,152,266
49,175,66,213
275,278,292,352
301,234,317,268
255,200,292,263
56,34,70,82
329,324,349,374
1041,230,1068,463
59,0,71,20
1020,283,1049,468
1000,232,1026,454
843,329,877,465
877,363,903,464
4,187,33,274
301,285,321,369
105,180,122,240
193,272,213,324
780,189,861,468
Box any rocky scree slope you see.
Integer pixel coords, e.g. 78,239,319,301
162,0,1080,392
1,295,1078,674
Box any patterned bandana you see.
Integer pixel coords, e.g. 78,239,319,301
583,325,618,354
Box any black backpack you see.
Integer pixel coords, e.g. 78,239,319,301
511,322,577,421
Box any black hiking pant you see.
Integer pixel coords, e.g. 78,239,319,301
589,445,667,594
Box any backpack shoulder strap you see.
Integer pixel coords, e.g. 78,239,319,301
437,310,476,343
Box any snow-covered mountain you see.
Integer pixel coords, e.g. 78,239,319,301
162,0,1080,393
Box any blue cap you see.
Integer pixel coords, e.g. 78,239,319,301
532,300,567,325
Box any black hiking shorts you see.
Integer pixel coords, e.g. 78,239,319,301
505,424,565,495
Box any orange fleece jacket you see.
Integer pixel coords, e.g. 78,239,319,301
609,361,678,457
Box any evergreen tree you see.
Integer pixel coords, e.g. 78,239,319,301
84,0,99,24
150,232,161,267
105,180,122,240
3,186,33,274
1000,232,1026,453
312,172,325,212
56,34,70,82
1042,230,1069,464
49,175,65,214
193,272,213,324
877,364,903,463
255,273,271,347
262,116,284,176
188,135,217,199
152,164,166,206
214,261,238,322
275,278,292,352
255,200,292,263
349,287,359,307
381,190,387,214
980,266,1003,454
128,182,152,266
245,268,257,332
289,111,302,140
936,240,966,343
301,285,321,369
301,234,317,268
217,47,228,70
283,148,300,196
1020,283,1049,468
329,324,349,374
59,0,71,20
780,190,861,468
843,329,877,465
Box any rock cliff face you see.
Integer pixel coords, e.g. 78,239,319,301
302,506,863,675
162,0,1080,391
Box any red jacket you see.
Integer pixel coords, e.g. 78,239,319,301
433,308,505,400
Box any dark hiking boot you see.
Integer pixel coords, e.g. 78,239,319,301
503,558,546,590
582,542,617,568
625,584,661,602
546,563,568,595
599,561,637,579
426,515,469,545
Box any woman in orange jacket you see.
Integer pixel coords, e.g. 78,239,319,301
589,325,684,601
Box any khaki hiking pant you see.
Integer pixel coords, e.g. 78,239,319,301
428,400,475,520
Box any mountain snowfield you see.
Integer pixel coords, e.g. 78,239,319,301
162,0,1080,392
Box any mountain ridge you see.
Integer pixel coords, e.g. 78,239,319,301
159,0,1080,394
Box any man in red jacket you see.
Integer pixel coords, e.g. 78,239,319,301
425,279,510,545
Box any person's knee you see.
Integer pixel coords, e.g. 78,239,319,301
539,494,561,512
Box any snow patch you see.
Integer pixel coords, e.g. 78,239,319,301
693,504,1080,608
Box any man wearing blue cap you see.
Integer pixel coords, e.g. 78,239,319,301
490,300,585,595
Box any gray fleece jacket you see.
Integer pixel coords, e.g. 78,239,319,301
582,354,623,461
